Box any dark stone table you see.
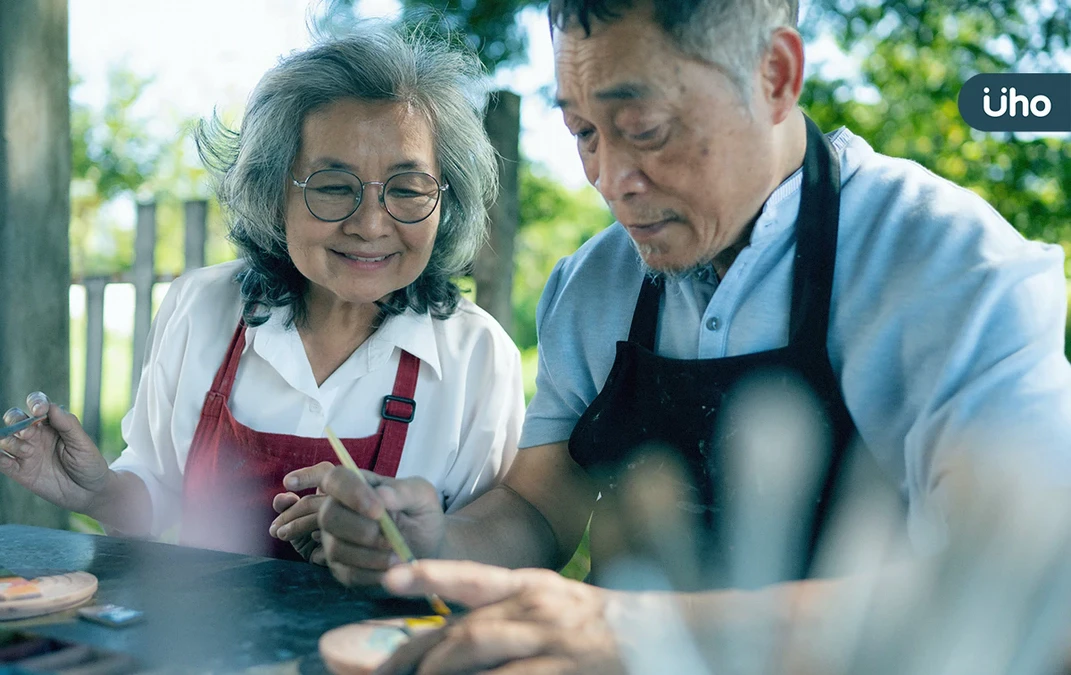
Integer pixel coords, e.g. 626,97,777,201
0,524,429,673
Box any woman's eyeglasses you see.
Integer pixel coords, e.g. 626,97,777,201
292,169,449,224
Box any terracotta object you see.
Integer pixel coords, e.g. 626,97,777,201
320,617,444,675
0,572,98,621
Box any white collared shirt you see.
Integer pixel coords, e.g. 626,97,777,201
110,260,524,537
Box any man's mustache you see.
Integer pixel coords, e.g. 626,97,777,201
611,208,684,226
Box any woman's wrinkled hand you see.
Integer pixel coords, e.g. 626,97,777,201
0,392,112,514
270,461,335,565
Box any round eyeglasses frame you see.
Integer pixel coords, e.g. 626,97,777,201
291,168,450,224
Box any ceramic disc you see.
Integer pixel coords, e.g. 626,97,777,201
320,616,445,675
0,572,98,621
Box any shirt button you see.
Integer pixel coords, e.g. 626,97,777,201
308,401,322,414
706,316,720,331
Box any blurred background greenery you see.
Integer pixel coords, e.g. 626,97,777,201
63,0,1070,560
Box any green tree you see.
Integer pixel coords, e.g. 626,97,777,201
399,0,544,72
70,68,159,277
316,0,545,71
70,67,222,279
513,161,612,351
799,0,1071,357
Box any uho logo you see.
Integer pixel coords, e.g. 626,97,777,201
959,74,1070,132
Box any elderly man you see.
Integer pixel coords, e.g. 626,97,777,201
313,0,1071,671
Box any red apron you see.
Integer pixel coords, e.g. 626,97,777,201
180,322,419,560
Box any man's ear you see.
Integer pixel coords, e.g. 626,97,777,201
761,27,805,124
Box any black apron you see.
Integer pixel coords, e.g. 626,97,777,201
569,117,857,589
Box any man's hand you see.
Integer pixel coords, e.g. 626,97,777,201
375,560,627,675
270,461,336,565
318,466,446,588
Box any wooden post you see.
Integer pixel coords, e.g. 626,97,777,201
0,0,70,527
474,90,521,336
130,203,156,401
184,199,208,271
82,279,107,446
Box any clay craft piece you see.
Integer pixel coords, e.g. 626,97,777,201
320,616,446,675
0,572,98,621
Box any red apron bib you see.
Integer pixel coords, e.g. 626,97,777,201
180,322,419,560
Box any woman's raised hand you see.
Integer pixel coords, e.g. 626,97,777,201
0,392,112,514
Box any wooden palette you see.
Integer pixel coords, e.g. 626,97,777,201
319,616,445,675
0,572,98,621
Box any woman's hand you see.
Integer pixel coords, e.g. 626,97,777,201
270,461,335,565
0,392,112,514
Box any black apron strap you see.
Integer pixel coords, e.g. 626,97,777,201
789,117,842,348
627,274,663,350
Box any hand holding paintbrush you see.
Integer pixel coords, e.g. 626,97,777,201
0,393,113,514
323,426,451,616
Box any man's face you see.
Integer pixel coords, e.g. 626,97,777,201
553,7,782,273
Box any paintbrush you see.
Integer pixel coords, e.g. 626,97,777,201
0,414,47,441
323,425,451,617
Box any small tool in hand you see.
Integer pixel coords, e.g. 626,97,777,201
0,415,47,441
324,426,451,616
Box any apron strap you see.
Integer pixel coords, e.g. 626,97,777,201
627,274,664,350
201,322,247,418
789,117,842,349
372,350,421,476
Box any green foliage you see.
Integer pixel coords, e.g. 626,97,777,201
804,0,1071,65
800,0,1071,358
314,0,546,72
70,69,158,277
70,69,224,279
560,524,591,581
800,0,1071,246
400,0,546,72
513,161,614,351
71,70,159,201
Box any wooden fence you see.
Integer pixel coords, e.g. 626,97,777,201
72,200,208,444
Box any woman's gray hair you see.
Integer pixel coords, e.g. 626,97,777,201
549,0,798,102
196,21,498,327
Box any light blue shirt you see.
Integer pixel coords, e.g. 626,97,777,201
522,128,1071,547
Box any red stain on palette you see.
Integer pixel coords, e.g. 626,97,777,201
320,616,446,675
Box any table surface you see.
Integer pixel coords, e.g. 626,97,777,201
0,524,430,673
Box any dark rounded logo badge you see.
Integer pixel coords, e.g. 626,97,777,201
959,73,1070,132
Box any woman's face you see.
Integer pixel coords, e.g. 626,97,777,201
286,98,442,310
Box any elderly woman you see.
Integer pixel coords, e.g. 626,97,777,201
0,23,523,563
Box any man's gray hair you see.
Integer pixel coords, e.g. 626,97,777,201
196,21,498,327
549,0,798,99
